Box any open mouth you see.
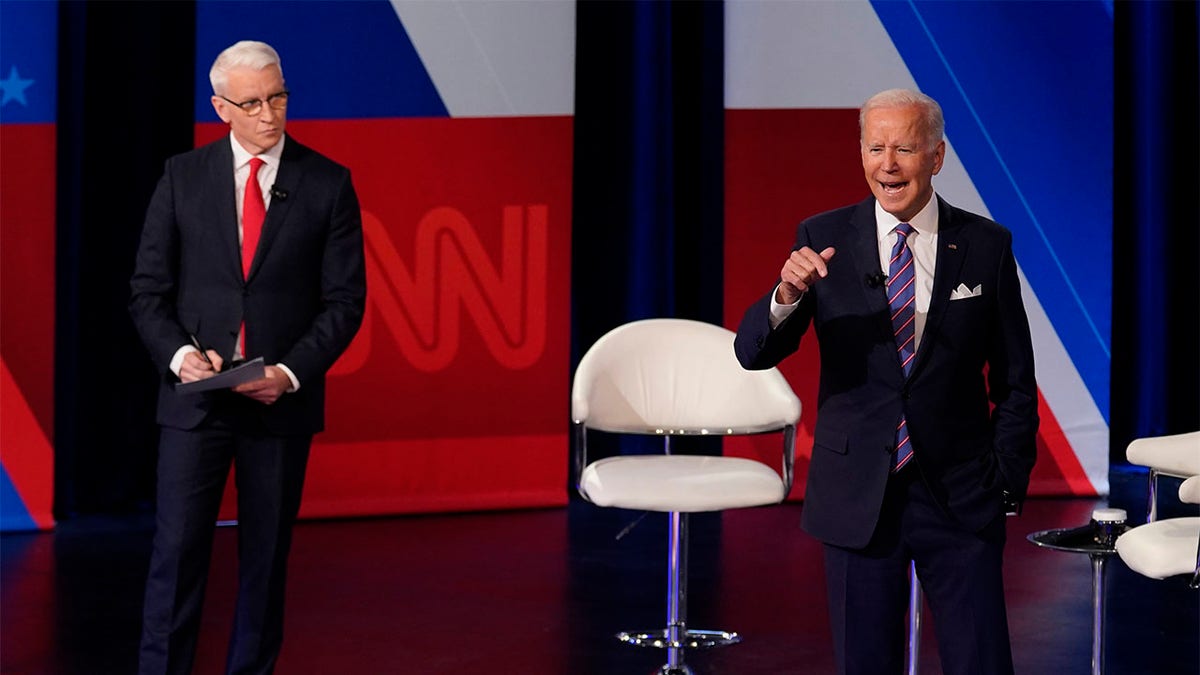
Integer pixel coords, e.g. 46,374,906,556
880,181,908,195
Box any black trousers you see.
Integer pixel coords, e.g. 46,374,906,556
138,415,312,675
823,467,1012,675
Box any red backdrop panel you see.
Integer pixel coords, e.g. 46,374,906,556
722,109,865,500
0,122,56,529
197,117,572,518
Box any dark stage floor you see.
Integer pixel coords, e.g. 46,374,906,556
3,470,1198,674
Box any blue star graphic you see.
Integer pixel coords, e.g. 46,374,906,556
0,66,35,107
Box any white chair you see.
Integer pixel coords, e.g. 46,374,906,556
572,318,800,675
1126,431,1200,522
1116,431,1200,588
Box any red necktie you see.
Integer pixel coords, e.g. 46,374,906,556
242,157,266,278
240,158,266,356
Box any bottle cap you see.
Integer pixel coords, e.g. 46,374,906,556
1092,507,1127,523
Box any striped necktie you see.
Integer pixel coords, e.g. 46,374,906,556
887,222,916,472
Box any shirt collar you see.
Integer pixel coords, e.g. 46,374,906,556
229,132,285,171
875,192,940,241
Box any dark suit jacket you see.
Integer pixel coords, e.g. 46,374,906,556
130,134,366,436
735,196,1038,549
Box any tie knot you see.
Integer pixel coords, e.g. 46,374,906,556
895,222,914,240
248,157,264,177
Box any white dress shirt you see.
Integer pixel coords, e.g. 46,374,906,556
873,196,938,351
230,132,284,245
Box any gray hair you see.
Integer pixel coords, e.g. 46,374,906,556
860,89,944,150
209,41,283,95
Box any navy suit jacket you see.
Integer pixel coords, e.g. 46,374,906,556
735,196,1038,549
130,135,366,436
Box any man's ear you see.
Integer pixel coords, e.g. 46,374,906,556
211,96,231,124
932,139,946,175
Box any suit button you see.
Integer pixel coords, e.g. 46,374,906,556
902,392,910,401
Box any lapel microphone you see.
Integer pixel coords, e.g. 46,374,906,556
270,185,289,201
865,272,888,288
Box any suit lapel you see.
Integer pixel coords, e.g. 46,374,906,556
206,139,242,281
912,196,968,376
847,199,892,342
246,135,305,280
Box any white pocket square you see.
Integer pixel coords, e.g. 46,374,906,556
949,283,982,300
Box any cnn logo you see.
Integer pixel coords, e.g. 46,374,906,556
331,205,548,374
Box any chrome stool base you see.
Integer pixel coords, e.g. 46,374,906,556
616,628,741,650
617,629,741,675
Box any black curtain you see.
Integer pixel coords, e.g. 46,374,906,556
571,0,724,364
570,0,724,469
1110,0,1200,462
54,1,196,518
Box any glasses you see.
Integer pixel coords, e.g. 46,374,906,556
219,90,290,116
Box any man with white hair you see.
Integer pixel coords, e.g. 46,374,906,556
735,89,1038,675
130,40,366,674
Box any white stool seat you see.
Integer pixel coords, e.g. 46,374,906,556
1116,517,1200,579
579,455,786,512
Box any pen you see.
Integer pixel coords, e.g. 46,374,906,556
189,334,215,368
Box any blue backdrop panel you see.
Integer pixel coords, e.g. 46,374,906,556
194,0,447,121
872,0,1113,421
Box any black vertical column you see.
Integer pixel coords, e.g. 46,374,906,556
571,0,724,366
55,1,196,518
667,0,724,328
569,0,725,470
1110,0,1200,460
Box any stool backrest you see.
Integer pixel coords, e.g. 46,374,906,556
572,318,800,435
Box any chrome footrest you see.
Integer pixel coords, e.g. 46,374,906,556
616,628,741,650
